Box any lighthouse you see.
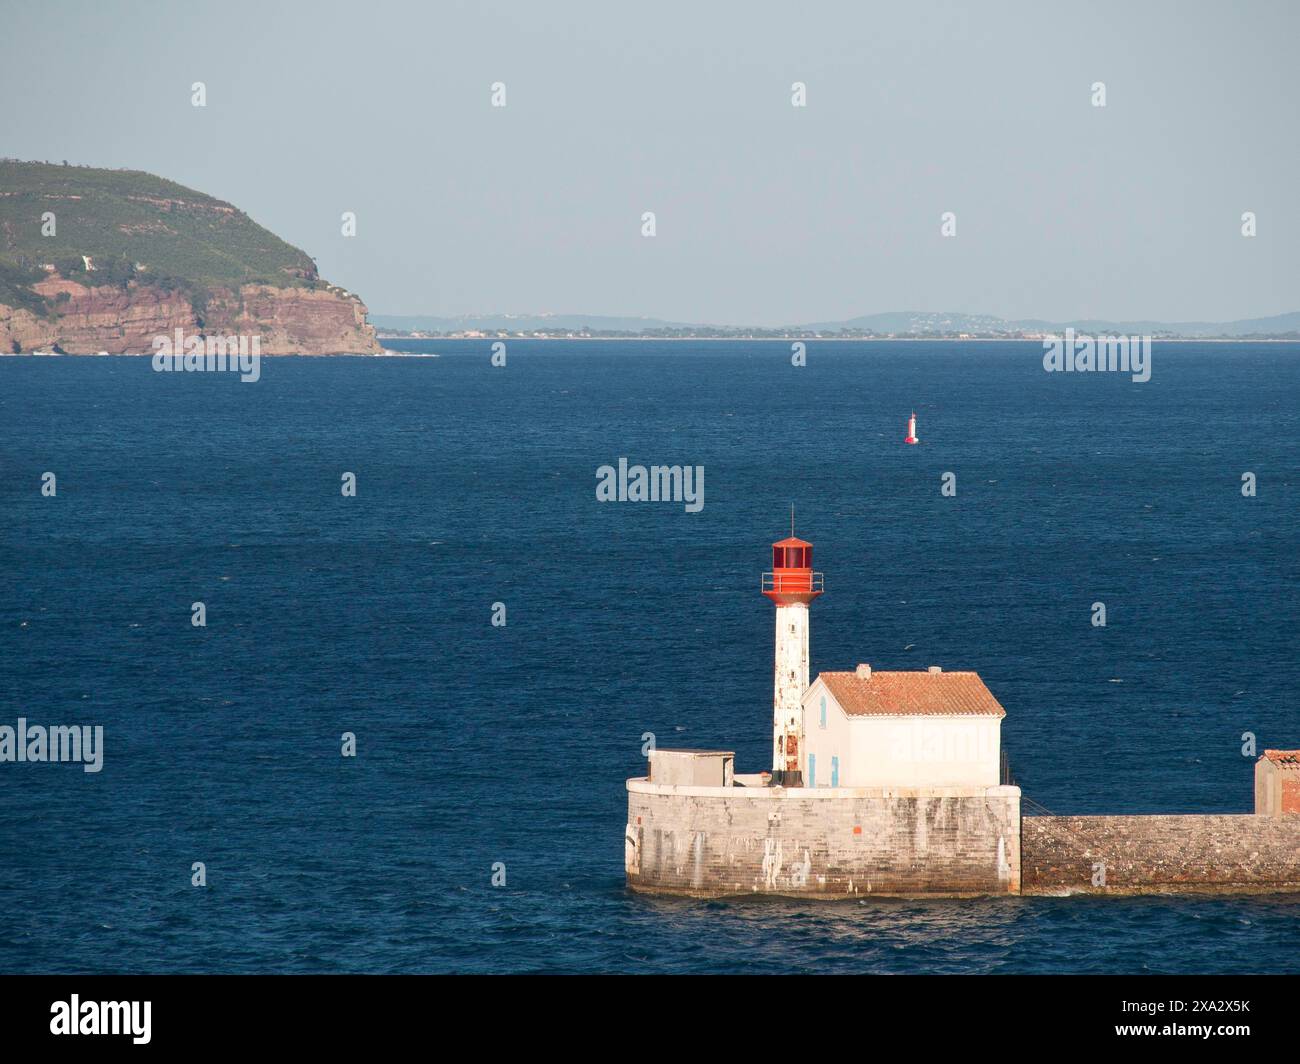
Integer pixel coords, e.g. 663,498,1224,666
905,411,919,444
762,531,823,785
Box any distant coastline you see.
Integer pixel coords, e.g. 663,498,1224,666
372,308,1300,343
9,336,1297,359
375,333,1300,344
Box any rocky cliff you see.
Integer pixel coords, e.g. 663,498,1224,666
0,274,380,355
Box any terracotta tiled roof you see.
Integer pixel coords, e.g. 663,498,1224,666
818,670,1006,718
1263,749,1300,768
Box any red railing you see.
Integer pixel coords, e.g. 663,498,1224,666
761,571,824,594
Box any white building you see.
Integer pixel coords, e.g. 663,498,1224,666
800,664,1005,788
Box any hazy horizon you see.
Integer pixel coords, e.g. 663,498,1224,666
367,307,1300,331
2,0,1297,324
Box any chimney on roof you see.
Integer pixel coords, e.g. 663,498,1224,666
928,665,942,674
855,664,871,679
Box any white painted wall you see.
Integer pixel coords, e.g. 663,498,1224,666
801,677,850,787
801,676,1001,787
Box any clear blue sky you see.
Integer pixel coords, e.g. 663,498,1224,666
2,0,1296,324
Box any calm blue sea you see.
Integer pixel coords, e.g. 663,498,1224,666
1,340,1298,974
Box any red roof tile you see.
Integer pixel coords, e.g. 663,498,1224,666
818,670,1006,718
1263,749,1300,768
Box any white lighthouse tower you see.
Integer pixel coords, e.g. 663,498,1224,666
762,528,823,786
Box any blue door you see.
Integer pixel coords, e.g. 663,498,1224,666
808,753,816,788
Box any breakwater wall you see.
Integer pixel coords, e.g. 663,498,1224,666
1022,814,1300,895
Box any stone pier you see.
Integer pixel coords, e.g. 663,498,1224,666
1021,814,1300,895
625,778,1022,898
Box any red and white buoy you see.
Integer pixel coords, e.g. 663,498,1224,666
905,411,919,445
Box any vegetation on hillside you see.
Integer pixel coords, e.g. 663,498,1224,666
0,159,322,317
0,259,49,316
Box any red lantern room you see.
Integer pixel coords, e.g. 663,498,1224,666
762,536,824,604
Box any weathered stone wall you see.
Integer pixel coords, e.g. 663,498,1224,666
626,780,1020,898
1022,815,1300,895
